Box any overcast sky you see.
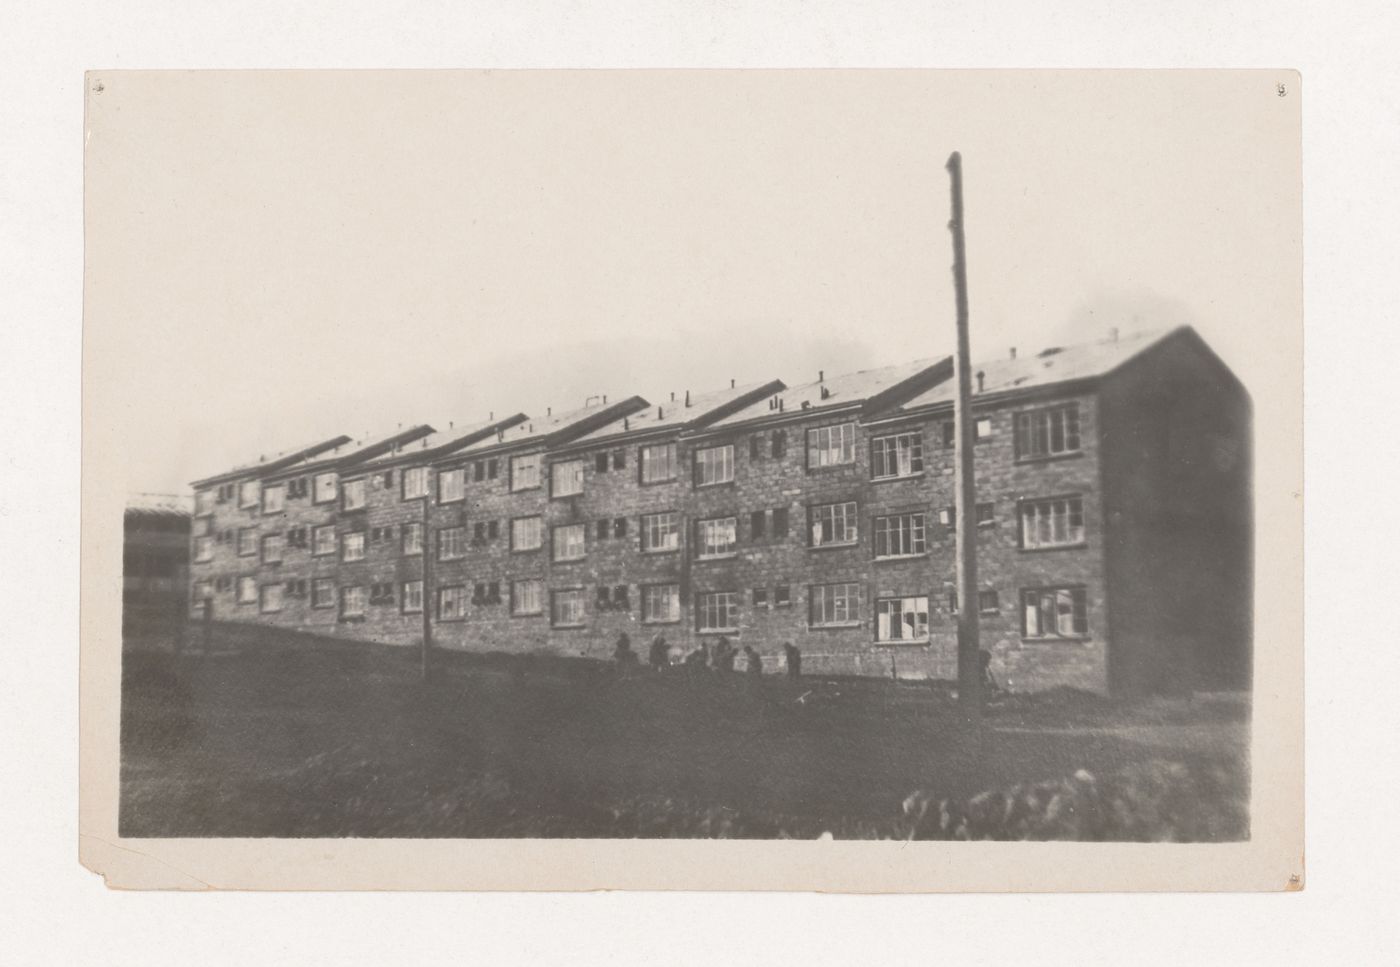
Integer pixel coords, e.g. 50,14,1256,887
84,71,1298,495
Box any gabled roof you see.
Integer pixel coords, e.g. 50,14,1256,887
356,414,530,469
441,396,651,464
705,357,952,431
564,379,787,450
258,425,437,483
191,434,353,488
885,327,1175,417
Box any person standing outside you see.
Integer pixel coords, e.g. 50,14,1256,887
783,641,802,681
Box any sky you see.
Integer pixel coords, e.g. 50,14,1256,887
83,71,1299,495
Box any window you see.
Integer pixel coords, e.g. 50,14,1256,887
552,459,585,497
753,587,769,608
696,591,738,632
595,452,609,473
1015,403,1081,460
438,468,465,503
341,478,366,511
401,580,424,613
510,453,541,491
749,436,762,460
976,418,993,440
877,596,929,642
643,584,680,624
261,533,284,563
640,442,678,483
313,472,337,504
193,536,213,562
313,524,337,556
940,418,993,447
810,582,861,627
238,480,260,508
871,431,924,479
342,531,366,561
696,516,738,558
262,485,285,514
1020,496,1086,549
750,510,767,539
287,478,309,499
772,507,789,537
401,521,423,556
939,503,996,527
613,451,625,470
474,461,486,482
772,431,787,458
487,459,498,480
402,466,429,499
774,585,791,607
438,526,465,561
488,520,499,539
949,589,1001,615
613,518,627,538
641,511,680,552
511,579,544,616
437,585,467,620
873,512,927,558
809,501,858,547
260,583,284,613
694,444,735,486
192,581,212,606
339,585,366,618
551,588,586,626
237,528,258,557
806,422,856,468
1022,587,1088,638
595,519,609,541
195,490,214,516
311,578,335,609
511,516,543,551
237,576,257,604
552,523,586,562
475,522,488,542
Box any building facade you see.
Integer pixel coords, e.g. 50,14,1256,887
188,326,1252,694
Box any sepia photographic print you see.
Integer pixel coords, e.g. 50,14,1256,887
81,70,1302,891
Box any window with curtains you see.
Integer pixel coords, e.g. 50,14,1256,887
1014,403,1082,460
1019,496,1086,549
870,431,924,479
640,442,679,483
694,444,735,486
876,596,929,642
641,511,680,552
695,516,737,558
1021,586,1089,638
809,501,858,547
511,579,544,616
806,422,856,468
642,584,680,624
696,591,738,632
809,582,861,627
873,512,927,558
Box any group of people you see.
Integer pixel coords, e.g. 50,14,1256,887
612,632,802,681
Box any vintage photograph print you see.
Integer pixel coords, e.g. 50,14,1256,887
82,70,1302,890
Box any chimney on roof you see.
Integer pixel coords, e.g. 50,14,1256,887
604,394,608,404
1009,347,1017,360
547,406,552,416
497,429,504,442
624,417,630,430
449,421,454,430
820,386,831,400
259,454,265,462
1110,327,1120,343
685,390,691,407
976,371,985,393
819,370,825,382
730,378,735,389
657,406,663,420
779,398,785,412
489,411,494,420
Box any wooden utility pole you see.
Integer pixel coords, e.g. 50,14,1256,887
420,493,433,682
946,151,982,719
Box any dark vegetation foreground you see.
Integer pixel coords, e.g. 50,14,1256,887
120,627,1249,840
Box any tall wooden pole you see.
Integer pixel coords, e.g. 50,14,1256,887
946,151,982,719
421,491,433,682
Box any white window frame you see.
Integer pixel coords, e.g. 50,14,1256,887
694,444,735,487
313,472,338,504
809,582,862,627
259,583,284,614
876,595,930,642
193,536,213,562
1019,496,1086,549
641,511,681,553
439,468,466,503
341,530,366,562
402,466,429,500
341,477,367,511
695,516,737,559
1015,403,1081,460
510,516,543,551
510,453,542,491
551,459,585,498
238,479,260,509
236,527,258,557
261,484,285,514
401,580,424,614
341,585,367,618
552,523,586,562
870,430,924,480
696,591,738,633
438,526,466,561
809,501,859,547
873,512,927,559
312,524,337,557
511,579,544,616
640,442,679,483
1022,586,1088,638
551,587,586,627
642,584,681,624
261,533,284,564
237,576,257,604
311,578,335,609
195,490,214,516
806,422,857,469
400,520,423,556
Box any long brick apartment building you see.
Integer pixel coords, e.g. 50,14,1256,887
186,326,1251,694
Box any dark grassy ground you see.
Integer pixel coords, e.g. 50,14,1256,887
119,627,1249,839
